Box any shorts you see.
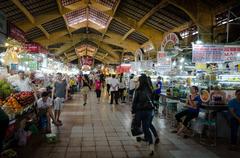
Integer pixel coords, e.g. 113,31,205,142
54,97,65,111
81,86,89,95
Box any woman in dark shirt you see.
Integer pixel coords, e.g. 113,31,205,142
132,74,157,156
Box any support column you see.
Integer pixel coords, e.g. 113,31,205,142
196,1,213,43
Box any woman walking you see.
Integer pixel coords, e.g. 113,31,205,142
81,75,91,106
132,74,157,156
95,77,102,104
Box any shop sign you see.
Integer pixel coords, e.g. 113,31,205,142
192,44,225,63
80,56,93,66
161,33,179,52
8,23,26,43
156,51,171,70
0,11,7,34
24,42,48,54
116,65,131,74
224,45,240,61
157,51,166,63
193,44,240,63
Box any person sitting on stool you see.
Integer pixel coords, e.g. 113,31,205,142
174,86,202,136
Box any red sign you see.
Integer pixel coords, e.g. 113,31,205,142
116,65,131,74
8,23,26,43
24,42,48,54
224,46,240,61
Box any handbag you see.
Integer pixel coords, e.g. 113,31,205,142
131,115,143,136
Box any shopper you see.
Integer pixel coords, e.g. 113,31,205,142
109,74,119,105
118,75,126,103
52,73,68,124
69,77,76,94
174,86,202,135
132,74,156,156
95,77,102,104
81,75,91,106
129,74,136,100
0,108,9,152
37,92,61,132
99,73,105,89
153,76,162,113
105,75,111,95
228,89,240,150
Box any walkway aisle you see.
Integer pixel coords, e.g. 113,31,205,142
31,92,229,158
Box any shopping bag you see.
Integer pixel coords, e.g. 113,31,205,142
131,115,143,136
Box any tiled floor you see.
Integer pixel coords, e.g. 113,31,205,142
18,92,239,158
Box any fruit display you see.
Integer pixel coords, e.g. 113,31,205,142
13,91,35,106
1,96,23,119
0,79,14,100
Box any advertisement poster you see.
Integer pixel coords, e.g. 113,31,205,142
192,44,225,63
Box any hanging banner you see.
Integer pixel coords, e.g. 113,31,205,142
193,44,240,63
80,56,93,66
24,42,48,54
156,51,171,71
8,23,26,43
192,44,225,63
224,45,240,61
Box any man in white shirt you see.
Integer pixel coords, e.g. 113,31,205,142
109,75,119,104
13,71,33,92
